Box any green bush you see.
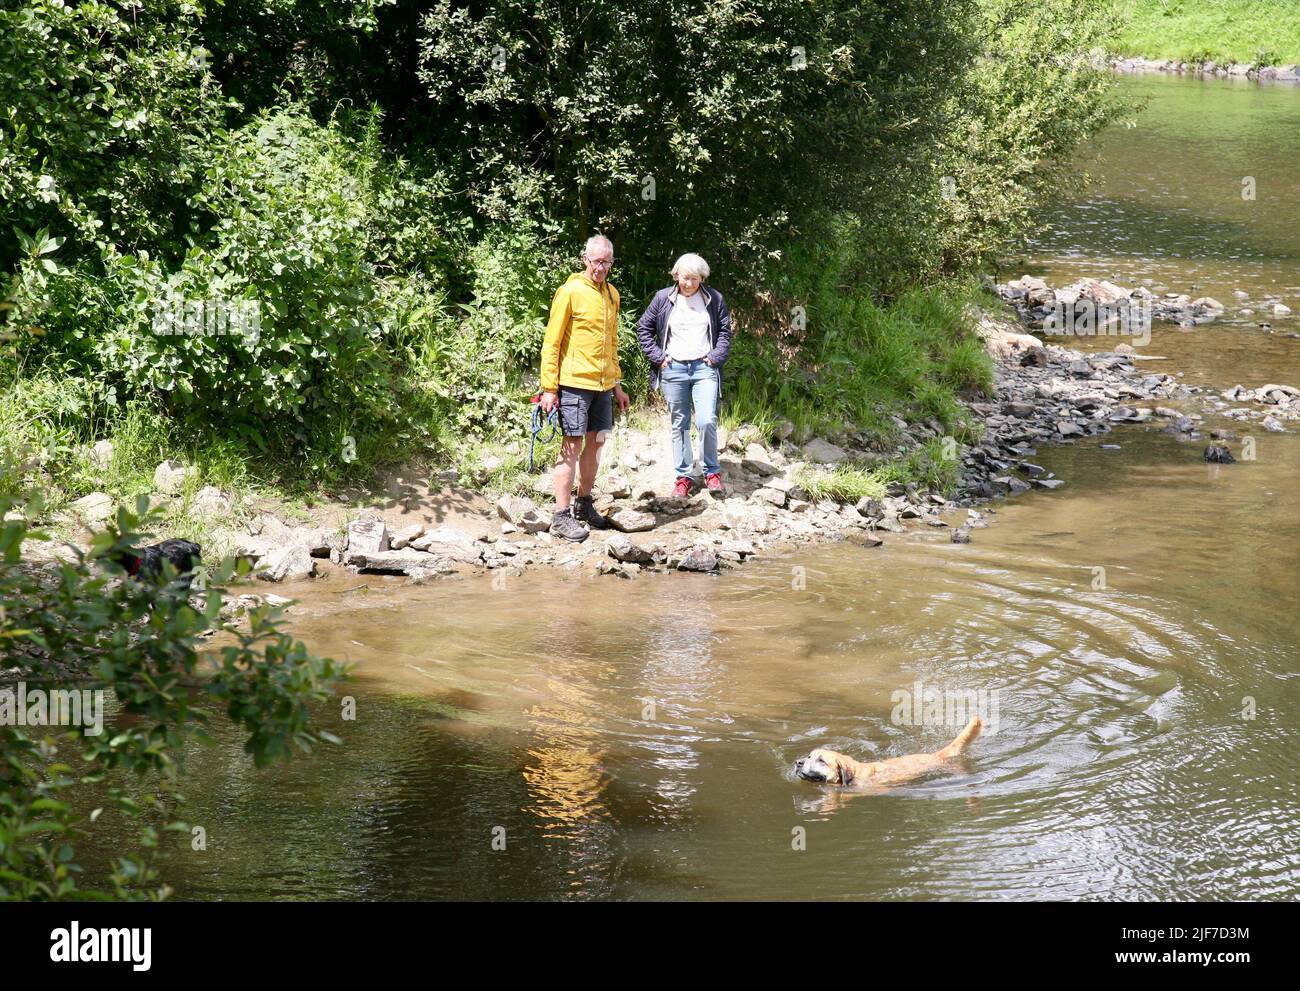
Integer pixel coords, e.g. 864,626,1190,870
0,494,345,899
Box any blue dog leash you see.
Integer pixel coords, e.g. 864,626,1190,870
529,396,560,472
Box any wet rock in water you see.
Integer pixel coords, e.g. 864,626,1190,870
950,526,971,544
1055,421,1084,437
346,548,455,576
256,545,315,582
606,533,652,564
675,547,718,572
854,496,883,518
1273,303,1292,316
875,515,905,533
993,475,1032,495
597,559,639,579
1258,383,1299,403
347,517,389,555
1033,478,1066,489
609,507,657,532
1261,415,1286,433
1209,429,1235,441
1203,445,1236,464
1100,443,1122,450
846,530,883,548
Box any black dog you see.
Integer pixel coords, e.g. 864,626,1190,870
110,539,203,588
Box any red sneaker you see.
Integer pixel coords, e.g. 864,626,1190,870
673,476,693,498
705,472,724,494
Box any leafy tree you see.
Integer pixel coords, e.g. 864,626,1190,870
416,0,980,288
0,0,228,272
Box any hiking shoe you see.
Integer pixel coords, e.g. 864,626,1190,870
705,472,724,495
673,476,693,498
550,507,589,542
574,494,612,530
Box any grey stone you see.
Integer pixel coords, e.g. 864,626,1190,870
854,496,883,518
189,485,232,518
675,547,718,572
606,533,653,564
801,437,848,464
347,517,389,555
153,460,192,495
347,549,456,575
256,545,315,582
70,492,115,523
609,508,657,532
389,523,426,550
411,526,483,562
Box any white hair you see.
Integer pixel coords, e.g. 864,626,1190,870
583,235,614,258
671,252,710,281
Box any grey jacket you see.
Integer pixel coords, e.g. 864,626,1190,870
635,285,733,392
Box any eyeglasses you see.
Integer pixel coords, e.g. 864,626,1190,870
583,256,614,268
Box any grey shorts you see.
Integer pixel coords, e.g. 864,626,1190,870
558,386,614,437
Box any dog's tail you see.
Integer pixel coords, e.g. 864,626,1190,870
938,715,982,758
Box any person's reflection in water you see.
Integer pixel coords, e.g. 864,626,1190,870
520,606,622,896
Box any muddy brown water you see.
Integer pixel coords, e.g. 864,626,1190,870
84,74,1299,900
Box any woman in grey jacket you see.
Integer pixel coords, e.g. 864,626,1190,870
635,253,734,497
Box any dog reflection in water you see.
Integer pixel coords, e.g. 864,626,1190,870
794,715,982,804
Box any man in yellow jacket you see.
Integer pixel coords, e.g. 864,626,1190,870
539,235,630,541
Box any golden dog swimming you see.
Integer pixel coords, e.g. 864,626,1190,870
794,715,982,788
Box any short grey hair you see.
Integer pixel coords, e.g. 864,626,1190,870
671,252,710,281
583,235,614,258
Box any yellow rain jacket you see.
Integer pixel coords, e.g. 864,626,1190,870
540,272,622,393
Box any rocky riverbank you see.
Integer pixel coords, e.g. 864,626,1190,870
22,292,1296,606
1113,56,1300,84
997,274,1295,332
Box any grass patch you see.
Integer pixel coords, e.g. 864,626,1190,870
724,269,993,449
795,437,964,501
1110,1,1300,65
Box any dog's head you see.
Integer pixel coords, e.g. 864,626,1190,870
794,748,857,786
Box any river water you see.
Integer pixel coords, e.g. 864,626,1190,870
95,74,1300,900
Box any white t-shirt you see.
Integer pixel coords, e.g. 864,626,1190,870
665,291,712,361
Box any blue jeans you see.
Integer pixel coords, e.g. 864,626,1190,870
660,358,720,478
